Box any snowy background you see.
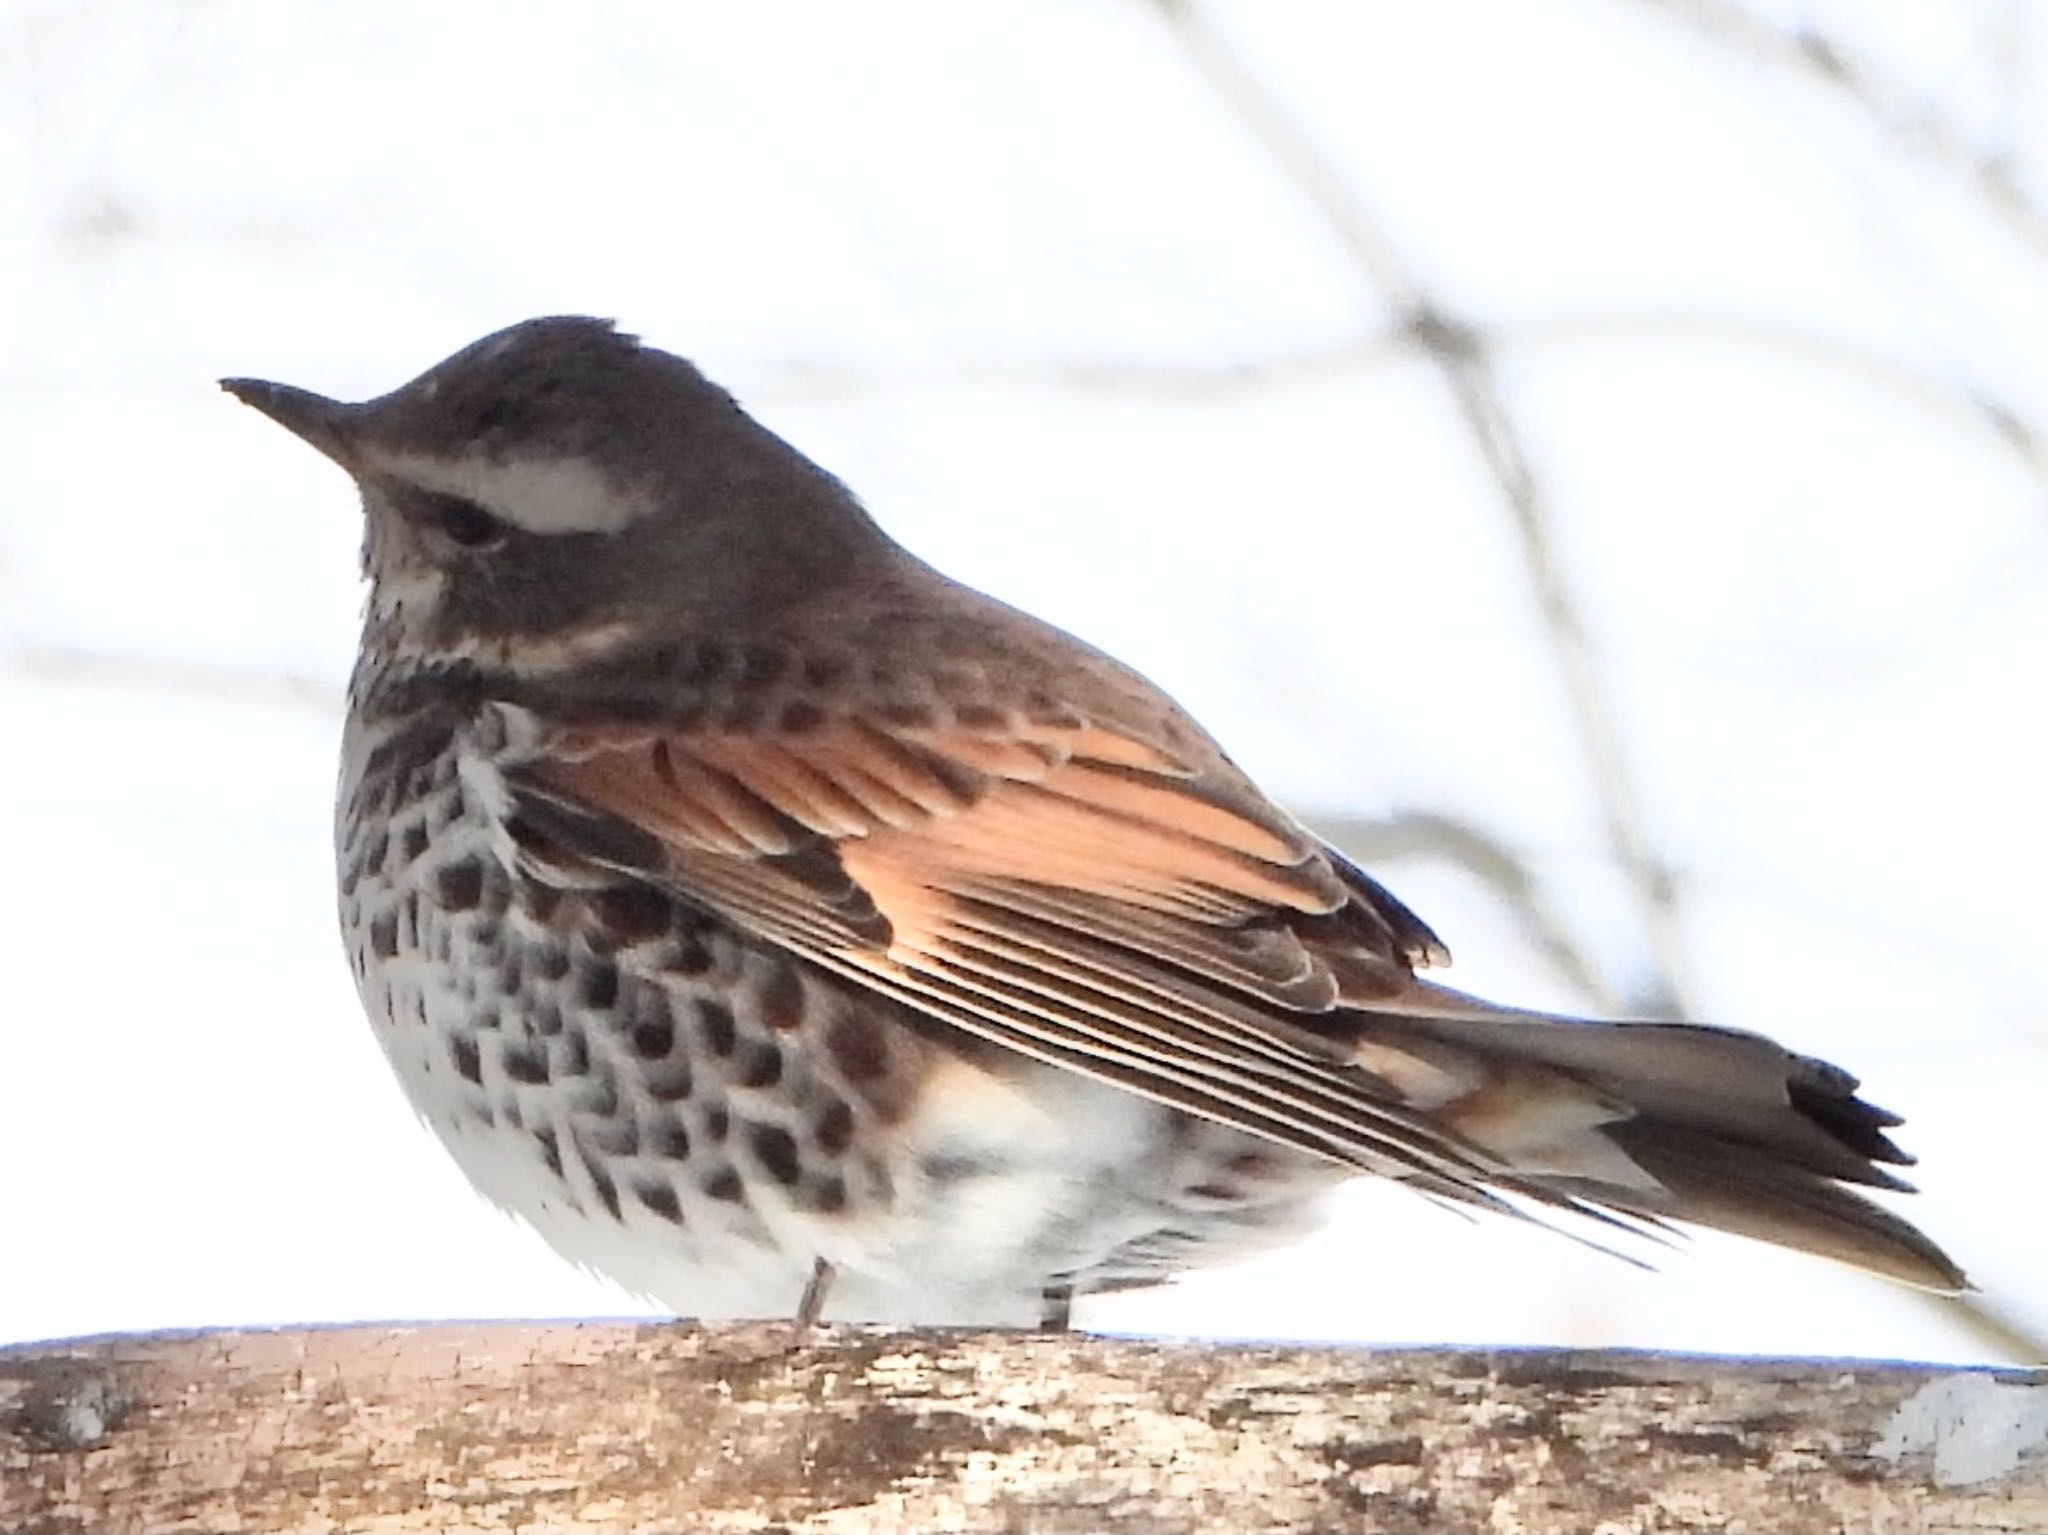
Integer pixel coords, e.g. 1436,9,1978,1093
2,0,2042,1364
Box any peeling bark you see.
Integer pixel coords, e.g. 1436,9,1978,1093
3,1323,2044,1532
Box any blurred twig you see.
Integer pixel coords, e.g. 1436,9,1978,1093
1508,310,2048,490
8,643,342,712
1636,0,2048,262
1156,0,1696,1019
1308,810,1618,1011
753,309,2048,495
1157,0,2044,1367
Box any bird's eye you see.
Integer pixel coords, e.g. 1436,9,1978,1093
415,490,507,550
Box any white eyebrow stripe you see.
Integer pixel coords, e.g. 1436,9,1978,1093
373,448,653,534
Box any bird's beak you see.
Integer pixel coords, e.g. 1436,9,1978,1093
219,377,361,471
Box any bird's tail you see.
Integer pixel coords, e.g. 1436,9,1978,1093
1352,982,1968,1291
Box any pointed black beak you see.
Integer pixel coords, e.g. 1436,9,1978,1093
219,377,360,470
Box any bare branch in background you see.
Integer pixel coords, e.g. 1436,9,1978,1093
1636,0,2048,262
1507,310,2048,487
753,308,2048,498
1155,0,1698,1019
1308,810,1619,1011
9,643,342,713
1156,0,2047,1368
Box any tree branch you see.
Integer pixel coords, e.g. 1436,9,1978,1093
4,1323,2043,1533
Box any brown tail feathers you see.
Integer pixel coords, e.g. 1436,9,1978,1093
1355,982,1967,1291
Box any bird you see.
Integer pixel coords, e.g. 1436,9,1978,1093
222,316,1965,1328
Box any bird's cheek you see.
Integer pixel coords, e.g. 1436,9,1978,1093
357,510,451,624
361,495,455,577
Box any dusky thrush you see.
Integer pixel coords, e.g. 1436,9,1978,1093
222,317,1965,1327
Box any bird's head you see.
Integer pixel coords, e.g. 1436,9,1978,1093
223,316,884,668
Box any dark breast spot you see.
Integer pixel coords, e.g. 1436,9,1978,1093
401,822,429,863
660,932,713,978
635,1180,684,1224
534,1127,563,1178
368,913,399,960
826,1012,889,1083
631,1015,676,1060
645,1058,693,1104
585,1156,622,1221
737,1042,783,1090
702,1165,744,1203
757,965,805,1032
648,1118,691,1162
577,957,621,1011
814,1098,855,1156
502,1046,549,1085
448,1034,482,1085
433,858,486,912
747,1123,802,1187
696,1000,737,1058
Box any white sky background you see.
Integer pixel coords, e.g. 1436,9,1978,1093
1,0,2042,1363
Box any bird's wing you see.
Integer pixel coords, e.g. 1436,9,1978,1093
491,644,1966,1288
494,677,1554,1204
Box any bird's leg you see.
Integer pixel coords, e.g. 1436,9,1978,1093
1038,1281,1074,1333
796,1257,835,1326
